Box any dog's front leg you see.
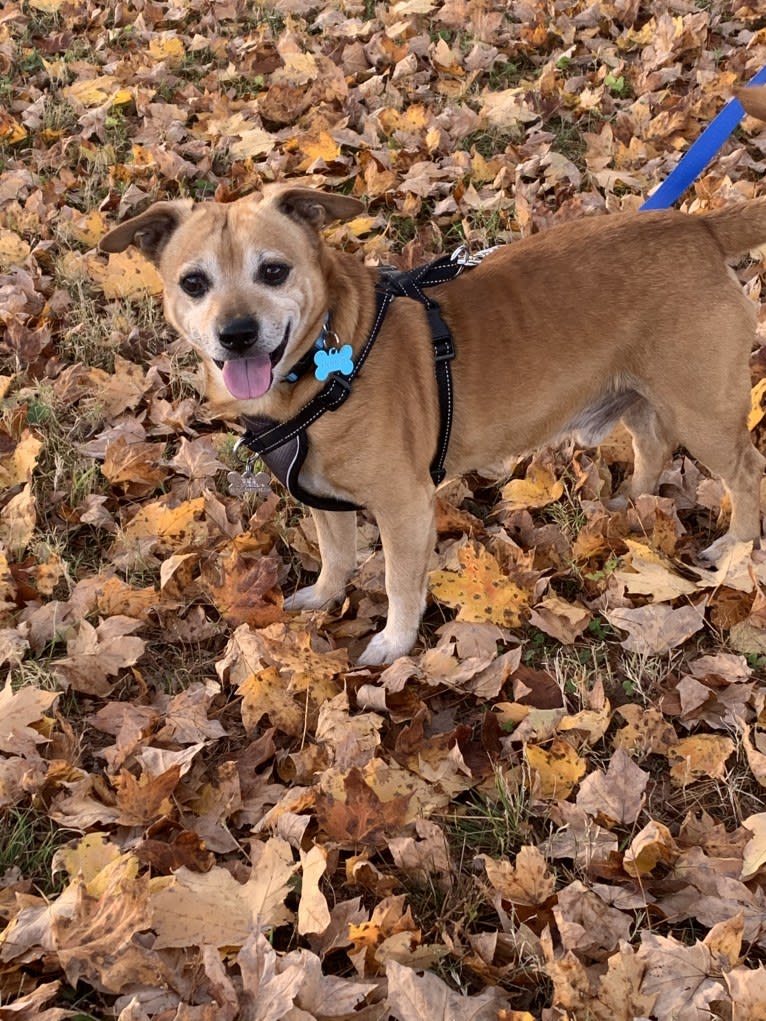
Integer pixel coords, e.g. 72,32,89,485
358,486,436,666
284,508,357,611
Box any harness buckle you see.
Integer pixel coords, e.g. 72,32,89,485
432,335,455,362
426,305,453,347
324,372,353,409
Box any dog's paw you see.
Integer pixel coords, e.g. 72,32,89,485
284,584,342,612
357,629,415,667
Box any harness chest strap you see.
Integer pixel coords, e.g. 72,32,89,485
237,255,467,511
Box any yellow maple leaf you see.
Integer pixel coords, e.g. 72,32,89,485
501,463,565,510
64,76,133,109
0,112,26,144
299,130,341,167
115,496,209,554
0,484,36,557
63,209,108,248
526,738,586,800
429,545,529,627
0,430,42,488
667,734,735,787
87,249,163,298
623,820,678,877
148,34,185,64
52,834,125,891
0,229,31,269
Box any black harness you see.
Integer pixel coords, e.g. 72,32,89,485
236,255,469,512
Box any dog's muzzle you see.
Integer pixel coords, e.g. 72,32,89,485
218,316,259,354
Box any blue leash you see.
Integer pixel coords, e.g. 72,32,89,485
640,66,766,211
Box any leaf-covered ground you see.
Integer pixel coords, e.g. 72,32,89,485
2,0,766,1018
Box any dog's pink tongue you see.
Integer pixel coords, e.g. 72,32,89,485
222,355,272,399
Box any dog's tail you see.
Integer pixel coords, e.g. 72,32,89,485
698,85,766,259
701,198,766,259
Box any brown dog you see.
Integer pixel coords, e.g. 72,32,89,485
100,185,765,664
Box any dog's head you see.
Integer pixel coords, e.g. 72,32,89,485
100,186,363,402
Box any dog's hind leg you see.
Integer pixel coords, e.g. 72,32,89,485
284,509,357,610
621,397,675,498
690,428,765,560
673,400,765,559
358,485,436,666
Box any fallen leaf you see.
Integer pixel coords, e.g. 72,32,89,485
430,545,530,626
385,957,510,1020
52,616,146,695
605,603,705,656
150,839,296,949
0,678,58,757
741,813,766,881
668,734,735,788
576,748,648,826
501,463,565,510
525,738,587,800
481,845,556,907
298,845,331,936
623,820,679,877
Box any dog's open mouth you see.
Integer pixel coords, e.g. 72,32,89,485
215,327,290,400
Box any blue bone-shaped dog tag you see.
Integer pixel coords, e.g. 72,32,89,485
314,344,354,381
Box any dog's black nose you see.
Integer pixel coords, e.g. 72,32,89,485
218,316,259,353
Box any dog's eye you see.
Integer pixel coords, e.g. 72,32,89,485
259,262,290,286
180,271,211,298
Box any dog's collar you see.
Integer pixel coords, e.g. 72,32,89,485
283,315,332,384
235,252,481,510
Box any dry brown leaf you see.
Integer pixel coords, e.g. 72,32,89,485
481,845,555,907
0,484,36,557
725,963,766,1021
741,814,766,881
0,678,58,757
298,845,331,936
385,957,510,1020
232,932,306,1021
150,839,296,949
101,437,168,492
605,602,706,656
704,913,744,969
637,932,725,1020
614,539,699,602
315,690,383,769
316,766,412,846
0,430,42,488
613,705,677,757
52,616,146,695
0,980,71,1020
554,880,631,959
576,748,648,826
528,595,592,645
201,546,283,628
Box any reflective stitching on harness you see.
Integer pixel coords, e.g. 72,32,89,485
436,357,453,474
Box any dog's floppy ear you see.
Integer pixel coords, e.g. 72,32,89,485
99,199,194,263
270,186,364,228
